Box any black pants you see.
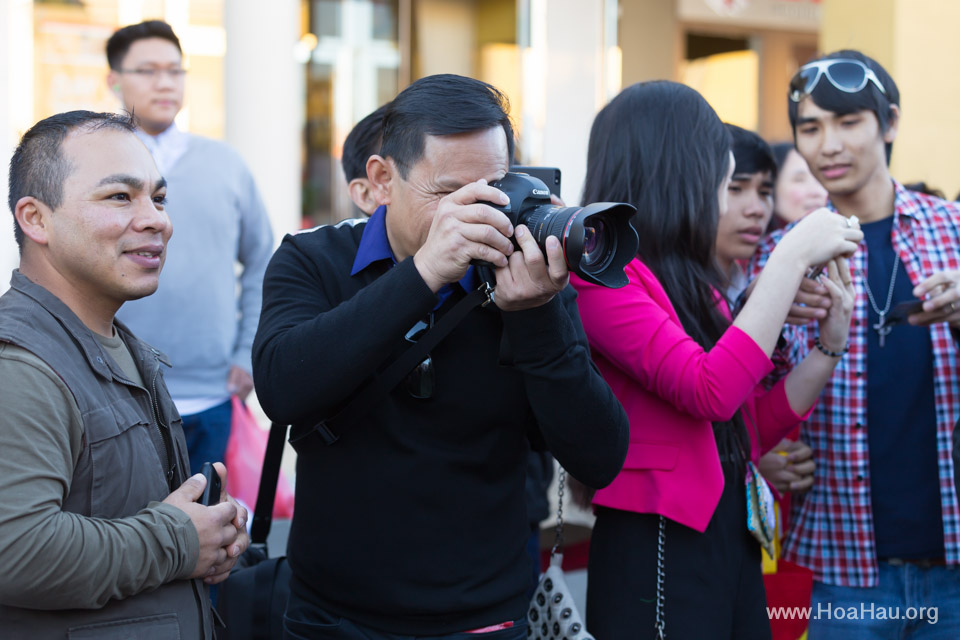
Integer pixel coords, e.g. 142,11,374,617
586,469,771,640
283,592,528,640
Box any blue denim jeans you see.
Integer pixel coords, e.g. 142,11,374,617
808,561,960,639
180,399,232,475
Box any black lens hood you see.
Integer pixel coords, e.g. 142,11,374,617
562,202,638,288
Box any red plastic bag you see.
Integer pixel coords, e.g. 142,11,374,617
224,396,295,519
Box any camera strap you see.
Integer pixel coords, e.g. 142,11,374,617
289,279,495,449
251,419,288,544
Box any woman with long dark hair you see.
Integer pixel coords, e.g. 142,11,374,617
571,81,861,639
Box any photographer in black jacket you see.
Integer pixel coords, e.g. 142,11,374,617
253,73,628,638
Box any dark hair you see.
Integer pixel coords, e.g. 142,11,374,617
8,111,137,250
726,124,776,181
904,181,946,200
106,20,182,70
582,81,731,348
770,141,795,174
380,74,515,178
788,49,899,163
342,103,390,182
765,142,801,233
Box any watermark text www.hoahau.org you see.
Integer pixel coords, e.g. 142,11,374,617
768,602,939,625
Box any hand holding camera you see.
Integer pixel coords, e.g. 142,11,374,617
413,179,516,293
490,223,569,311
414,172,639,305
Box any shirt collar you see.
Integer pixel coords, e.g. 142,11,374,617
890,179,930,226
351,204,477,295
7,270,171,378
134,123,189,175
351,205,395,275
826,179,921,225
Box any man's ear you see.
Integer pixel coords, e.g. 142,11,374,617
15,197,52,246
347,178,379,216
365,154,395,206
883,103,900,144
106,71,122,98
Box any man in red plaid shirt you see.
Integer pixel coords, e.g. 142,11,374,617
752,49,960,638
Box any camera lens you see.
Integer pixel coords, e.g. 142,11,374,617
582,218,615,272
515,204,568,246
517,202,636,288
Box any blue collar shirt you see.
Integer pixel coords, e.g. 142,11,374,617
351,205,477,308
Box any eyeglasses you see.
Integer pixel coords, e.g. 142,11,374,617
404,312,435,399
118,67,188,80
788,59,886,103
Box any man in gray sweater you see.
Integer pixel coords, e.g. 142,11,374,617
0,110,248,639
108,20,274,473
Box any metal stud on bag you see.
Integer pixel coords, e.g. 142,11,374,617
528,468,595,639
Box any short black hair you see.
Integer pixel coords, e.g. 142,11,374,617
380,74,515,178
8,111,137,250
726,123,776,180
342,103,390,182
788,49,899,163
106,20,182,70
769,141,795,174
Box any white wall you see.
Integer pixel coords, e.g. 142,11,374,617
416,0,475,78
224,0,303,241
0,0,34,293
521,0,612,205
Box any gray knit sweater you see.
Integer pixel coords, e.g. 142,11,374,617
117,134,274,402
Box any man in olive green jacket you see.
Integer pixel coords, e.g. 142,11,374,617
0,111,249,639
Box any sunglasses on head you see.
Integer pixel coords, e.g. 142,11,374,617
789,58,887,103
404,312,436,400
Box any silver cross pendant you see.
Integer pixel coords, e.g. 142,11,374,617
874,313,892,348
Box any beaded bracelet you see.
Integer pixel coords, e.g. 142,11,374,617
814,336,849,357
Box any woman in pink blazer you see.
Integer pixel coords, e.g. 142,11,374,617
570,82,861,639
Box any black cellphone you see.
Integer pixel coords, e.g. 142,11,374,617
198,462,221,507
882,299,925,327
510,165,562,198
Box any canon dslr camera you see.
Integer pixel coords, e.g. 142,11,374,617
486,172,638,288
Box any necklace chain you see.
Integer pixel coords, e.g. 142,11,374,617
862,260,898,317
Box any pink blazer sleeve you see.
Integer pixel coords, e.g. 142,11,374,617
745,378,814,460
572,259,775,423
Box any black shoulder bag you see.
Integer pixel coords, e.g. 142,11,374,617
216,419,292,640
